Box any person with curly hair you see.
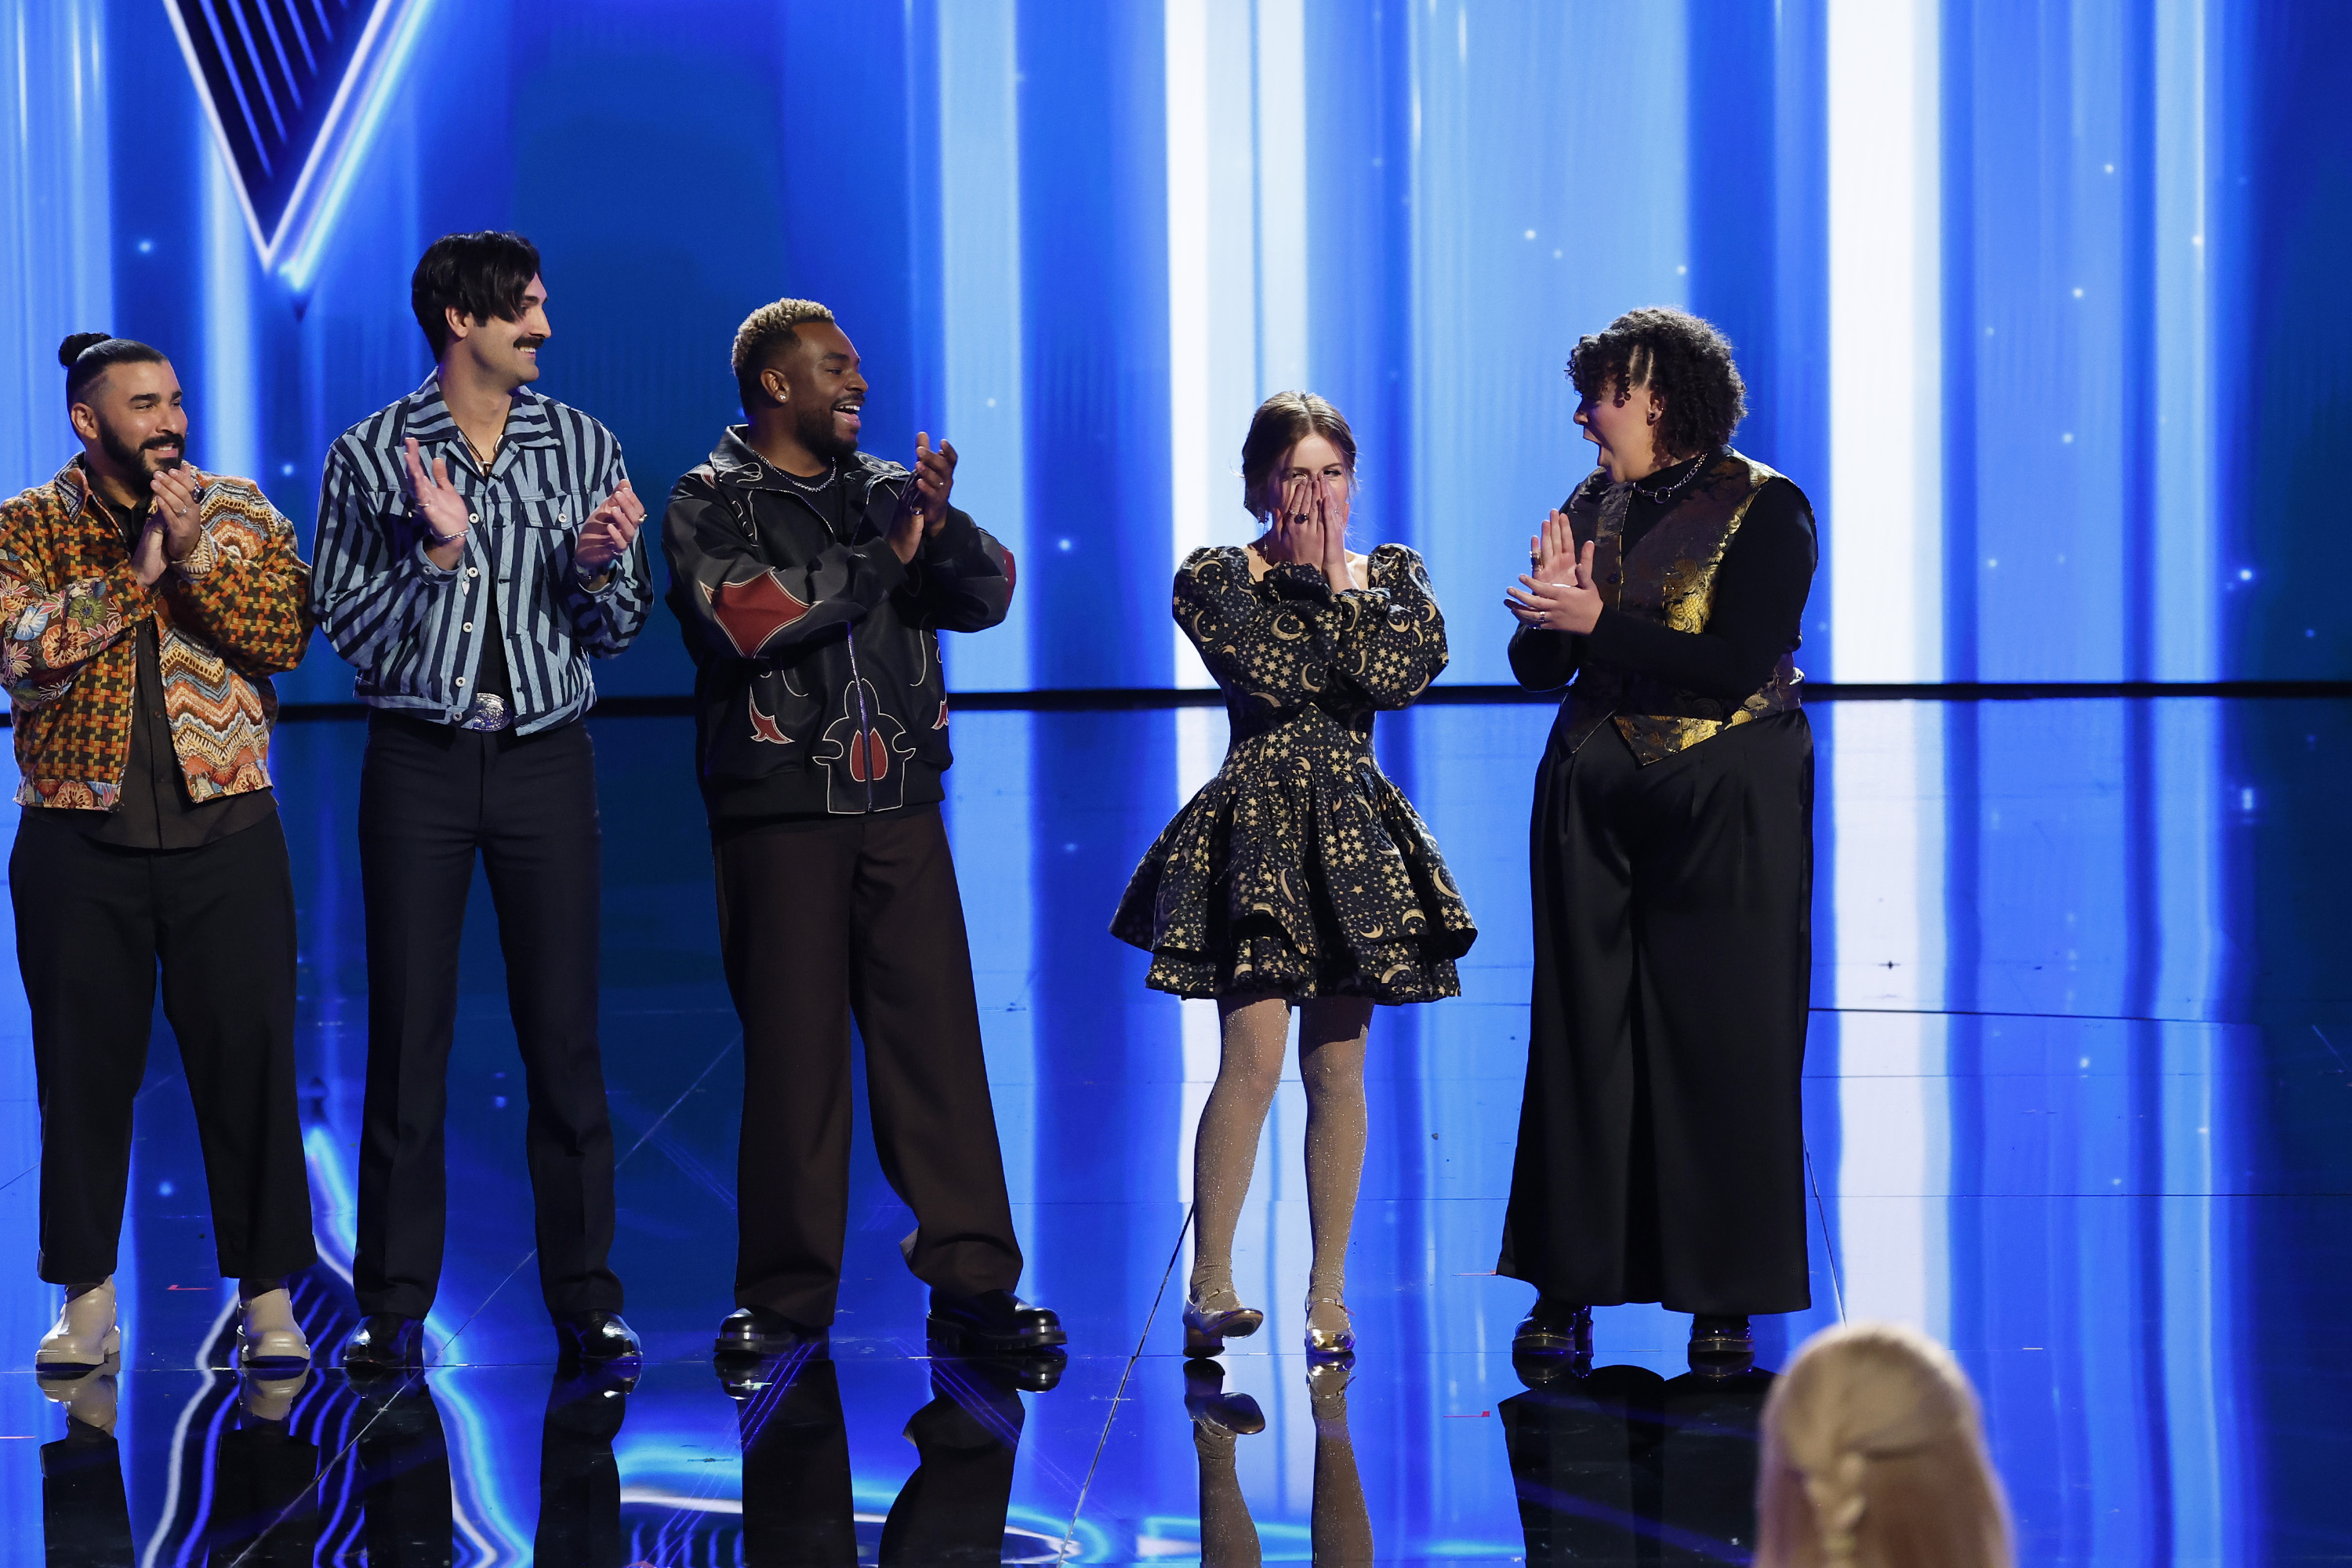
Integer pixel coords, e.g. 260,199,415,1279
1114,392,1475,1361
1497,307,1820,1372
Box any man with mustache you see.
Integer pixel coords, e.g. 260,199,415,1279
3,334,317,1372
312,232,652,1372
664,298,1057,1362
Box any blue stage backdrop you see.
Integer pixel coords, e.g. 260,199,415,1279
2,0,2347,699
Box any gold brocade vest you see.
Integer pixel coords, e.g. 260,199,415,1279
1559,448,1802,764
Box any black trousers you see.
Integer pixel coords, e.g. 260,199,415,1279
353,713,620,1318
1499,710,1813,1316
13,812,315,1283
715,807,1022,1325
740,1354,1025,1566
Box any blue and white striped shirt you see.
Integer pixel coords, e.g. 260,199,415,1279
310,376,652,732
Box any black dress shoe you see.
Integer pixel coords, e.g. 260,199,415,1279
926,1290,1067,1355
1688,1314,1755,1374
713,1305,826,1360
1512,1298,1594,1358
554,1310,641,1366
340,1314,420,1373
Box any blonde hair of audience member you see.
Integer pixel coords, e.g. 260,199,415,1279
1756,1322,2013,1568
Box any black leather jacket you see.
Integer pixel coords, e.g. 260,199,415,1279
662,428,1014,822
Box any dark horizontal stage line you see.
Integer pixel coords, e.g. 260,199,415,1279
5,680,2343,731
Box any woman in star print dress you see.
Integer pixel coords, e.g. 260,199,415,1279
1113,392,1475,1362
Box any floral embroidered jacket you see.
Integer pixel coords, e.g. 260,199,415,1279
0,458,311,810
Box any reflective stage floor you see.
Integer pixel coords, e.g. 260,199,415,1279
2,695,2347,1563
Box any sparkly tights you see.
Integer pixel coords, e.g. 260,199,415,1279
1189,993,1374,1312
1196,1370,1372,1565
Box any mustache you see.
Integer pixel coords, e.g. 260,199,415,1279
514,334,547,350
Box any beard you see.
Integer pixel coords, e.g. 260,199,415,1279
793,401,858,463
97,419,181,483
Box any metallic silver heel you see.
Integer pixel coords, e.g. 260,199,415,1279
1182,1290,1265,1359
1303,1294,1355,1359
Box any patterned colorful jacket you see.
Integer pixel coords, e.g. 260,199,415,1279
0,458,310,811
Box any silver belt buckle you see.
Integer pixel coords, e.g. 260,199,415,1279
459,693,514,732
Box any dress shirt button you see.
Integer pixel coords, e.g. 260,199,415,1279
467,567,480,578
469,514,480,524
463,622,474,633
456,675,467,686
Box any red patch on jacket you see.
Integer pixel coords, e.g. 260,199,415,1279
847,728,892,782
704,571,811,657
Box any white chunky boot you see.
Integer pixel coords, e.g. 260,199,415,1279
237,1287,311,1368
35,1280,119,1373
39,1361,118,1432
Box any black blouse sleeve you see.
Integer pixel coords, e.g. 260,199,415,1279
1580,477,1818,701
1509,624,1586,691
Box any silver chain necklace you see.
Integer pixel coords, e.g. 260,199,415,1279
1631,449,1713,504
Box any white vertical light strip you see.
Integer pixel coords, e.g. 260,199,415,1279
2160,1017,2235,1560
1826,0,1942,681
1835,1012,1952,1341
1166,0,1262,689
2155,701,2234,1553
2152,0,2214,680
1252,0,1308,395
1830,704,1951,1341
936,0,1029,691
2151,5,2230,1536
1,0,112,491
1166,0,1216,688
201,137,259,486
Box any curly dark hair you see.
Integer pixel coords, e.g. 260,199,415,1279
1566,307,1746,460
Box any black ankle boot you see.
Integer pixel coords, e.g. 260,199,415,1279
1688,1314,1754,1373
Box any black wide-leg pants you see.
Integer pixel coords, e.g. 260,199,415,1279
353,713,621,1319
13,812,316,1283
1499,708,1813,1316
715,805,1022,1326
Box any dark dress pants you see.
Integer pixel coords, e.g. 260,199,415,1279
353,713,620,1319
716,806,1022,1325
1499,709,1813,1316
13,813,315,1283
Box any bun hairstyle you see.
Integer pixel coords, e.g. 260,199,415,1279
59,332,166,405
1239,391,1357,521
1756,1323,2013,1568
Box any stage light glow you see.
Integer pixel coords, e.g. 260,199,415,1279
164,0,437,289
1826,0,1943,681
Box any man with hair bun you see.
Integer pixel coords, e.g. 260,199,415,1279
312,232,653,1373
663,295,1055,1367
4,332,317,1374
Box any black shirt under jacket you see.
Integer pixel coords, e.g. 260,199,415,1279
1508,453,1817,700
28,492,277,849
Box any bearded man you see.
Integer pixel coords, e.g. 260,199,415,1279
663,297,1058,1366
3,334,318,1375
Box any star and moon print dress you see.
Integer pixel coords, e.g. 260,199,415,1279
1112,543,1475,1003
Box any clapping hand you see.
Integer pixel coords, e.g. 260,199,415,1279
887,433,957,564
1506,509,1602,634
149,461,206,564
402,436,470,565
576,479,646,579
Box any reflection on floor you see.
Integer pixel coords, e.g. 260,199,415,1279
4,698,2347,1563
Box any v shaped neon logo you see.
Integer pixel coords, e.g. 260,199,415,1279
164,0,437,290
